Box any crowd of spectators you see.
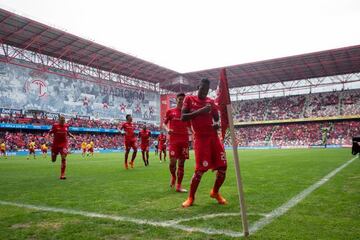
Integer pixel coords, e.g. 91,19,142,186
2,131,159,151
232,120,360,147
233,89,360,122
0,115,160,131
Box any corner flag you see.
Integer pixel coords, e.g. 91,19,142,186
216,68,250,237
216,68,231,140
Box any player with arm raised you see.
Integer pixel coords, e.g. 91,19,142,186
181,78,228,207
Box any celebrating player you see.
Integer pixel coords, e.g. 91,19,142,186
120,114,137,169
81,140,87,158
139,125,151,166
163,93,190,193
158,132,167,162
181,78,228,207
49,115,75,180
41,142,48,159
27,139,36,160
0,139,7,159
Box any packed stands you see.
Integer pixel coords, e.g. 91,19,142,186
3,131,159,151
233,89,360,122
233,120,360,147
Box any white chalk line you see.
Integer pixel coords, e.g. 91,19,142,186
249,156,358,234
0,200,245,238
0,156,356,238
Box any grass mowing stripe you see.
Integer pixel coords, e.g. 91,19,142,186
0,200,244,238
249,156,358,235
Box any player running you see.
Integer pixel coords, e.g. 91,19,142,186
181,78,228,208
49,115,75,180
81,140,87,158
139,125,151,166
120,114,137,169
163,93,190,193
158,132,167,163
87,140,94,158
27,140,36,160
0,139,7,159
41,142,48,159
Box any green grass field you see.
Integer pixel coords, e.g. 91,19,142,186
0,148,359,240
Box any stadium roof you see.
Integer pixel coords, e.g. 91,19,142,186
0,7,360,92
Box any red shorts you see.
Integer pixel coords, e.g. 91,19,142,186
193,134,227,171
82,148,86,153
169,141,189,160
42,150,48,153
0,149,5,154
88,148,94,153
51,147,68,156
29,149,35,154
125,140,137,151
141,144,149,151
159,144,166,151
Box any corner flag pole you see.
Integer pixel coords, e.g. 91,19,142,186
226,104,250,237
217,68,249,236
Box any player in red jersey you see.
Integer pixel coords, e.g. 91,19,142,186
48,115,75,180
158,132,167,162
181,78,228,207
138,125,151,166
120,114,137,169
163,93,190,193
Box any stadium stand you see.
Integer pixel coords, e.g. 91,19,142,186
233,89,360,122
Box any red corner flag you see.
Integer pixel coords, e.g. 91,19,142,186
216,68,231,140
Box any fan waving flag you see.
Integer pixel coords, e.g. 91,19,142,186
216,68,231,140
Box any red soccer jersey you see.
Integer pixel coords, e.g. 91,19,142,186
121,122,136,141
164,107,189,143
139,129,151,145
158,134,167,146
182,95,218,137
50,123,69,148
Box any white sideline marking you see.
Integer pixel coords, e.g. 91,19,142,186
249,156,358,234
0,200,244,238
0,156,356,238
167,212,266,224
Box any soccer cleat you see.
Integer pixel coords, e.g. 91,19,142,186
124,163,129,170
59,176,66,180
176,186,188,193
170,176,176,188
182,197,194,208
210,189,227,205
130,161,134,168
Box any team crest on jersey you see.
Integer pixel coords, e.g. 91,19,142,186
202,160,209,167
171,151,175,156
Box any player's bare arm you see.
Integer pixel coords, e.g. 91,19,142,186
181,104,211,121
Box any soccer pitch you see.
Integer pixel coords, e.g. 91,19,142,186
0,148,359,240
